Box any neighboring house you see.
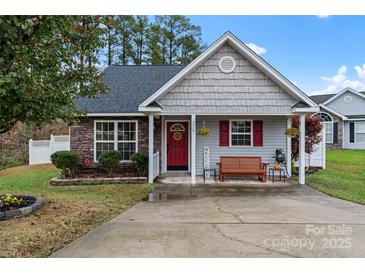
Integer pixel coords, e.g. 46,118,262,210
310,88,365,150
71,32,319,184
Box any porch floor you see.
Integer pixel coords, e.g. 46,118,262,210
157,173,292,186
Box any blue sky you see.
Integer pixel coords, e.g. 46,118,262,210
189,16,365,95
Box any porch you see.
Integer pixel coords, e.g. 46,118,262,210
148,114,307,185
157,172,292,186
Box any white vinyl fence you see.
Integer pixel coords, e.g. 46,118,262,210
29,135,70,165
152,151,160,179
305,125,326,168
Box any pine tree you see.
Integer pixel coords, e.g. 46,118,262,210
101,16,119,66
115,16,135,65
131,16,149,64
155,16,205,64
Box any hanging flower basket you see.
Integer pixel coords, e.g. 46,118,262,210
285,128,299,138
197,128,211,137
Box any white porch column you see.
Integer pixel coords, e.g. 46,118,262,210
148,114,154,184
161,115,166,173
286,117,292,177
191,114,196,184
299,114,306,184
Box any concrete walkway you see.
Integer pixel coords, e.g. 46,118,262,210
51,184,365,257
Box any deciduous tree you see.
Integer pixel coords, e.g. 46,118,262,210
0,16,107,134
289,115,323,161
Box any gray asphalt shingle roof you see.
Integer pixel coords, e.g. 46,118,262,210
310,91,365,104
77,64,365,114
76,65,186,113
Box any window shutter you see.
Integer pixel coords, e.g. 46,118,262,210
333,122,338,144
219,120,229,146
253,120,263,147
350,122,355,143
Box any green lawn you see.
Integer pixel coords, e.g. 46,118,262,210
307,150,365,205
0,164,151,258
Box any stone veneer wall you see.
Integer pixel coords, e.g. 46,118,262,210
70,116,161,166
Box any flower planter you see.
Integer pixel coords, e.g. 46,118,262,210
0,195,44,220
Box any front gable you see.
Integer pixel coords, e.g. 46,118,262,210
325,89,365,116
156,43,298,113
139,32,317,114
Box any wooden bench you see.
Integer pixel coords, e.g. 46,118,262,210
217,156,268,182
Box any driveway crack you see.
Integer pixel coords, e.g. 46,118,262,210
211,223,297,258
214,197,244,223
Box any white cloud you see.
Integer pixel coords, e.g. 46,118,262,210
317,15,331,18
337,65,347,74
320,65,347,84
246,43,267,56
311,64,365,95
355,64,365,80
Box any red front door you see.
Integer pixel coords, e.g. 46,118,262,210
167,121,189,170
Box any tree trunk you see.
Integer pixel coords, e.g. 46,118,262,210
122,36,126,65
139,38,143,64
169,39,173,64
108,28,112,66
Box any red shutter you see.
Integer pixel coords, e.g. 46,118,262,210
219,120,229,146
253,120,263,147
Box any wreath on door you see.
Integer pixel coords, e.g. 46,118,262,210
173,131,183,141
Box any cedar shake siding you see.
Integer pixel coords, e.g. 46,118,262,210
157,43,298,113
70,116,161,165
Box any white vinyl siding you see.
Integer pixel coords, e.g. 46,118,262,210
195,116,287,175
326,90,365,116
356,122,365,143
344,121,365,149
94,120,138,161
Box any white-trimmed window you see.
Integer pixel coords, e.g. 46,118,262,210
230,120,252,146
95,120,138,161
313,112,333,144
325,122,333,144
355,122,365,143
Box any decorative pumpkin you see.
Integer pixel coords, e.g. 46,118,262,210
274,163,281,170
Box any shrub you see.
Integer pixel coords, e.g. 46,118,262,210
131,151,148,177
50,150,80,177
0,158,25,169
98,150,120,176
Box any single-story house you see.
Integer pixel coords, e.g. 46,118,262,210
310,88,365,150
71,32,319,184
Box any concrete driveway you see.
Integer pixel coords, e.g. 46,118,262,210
51,184,365,257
